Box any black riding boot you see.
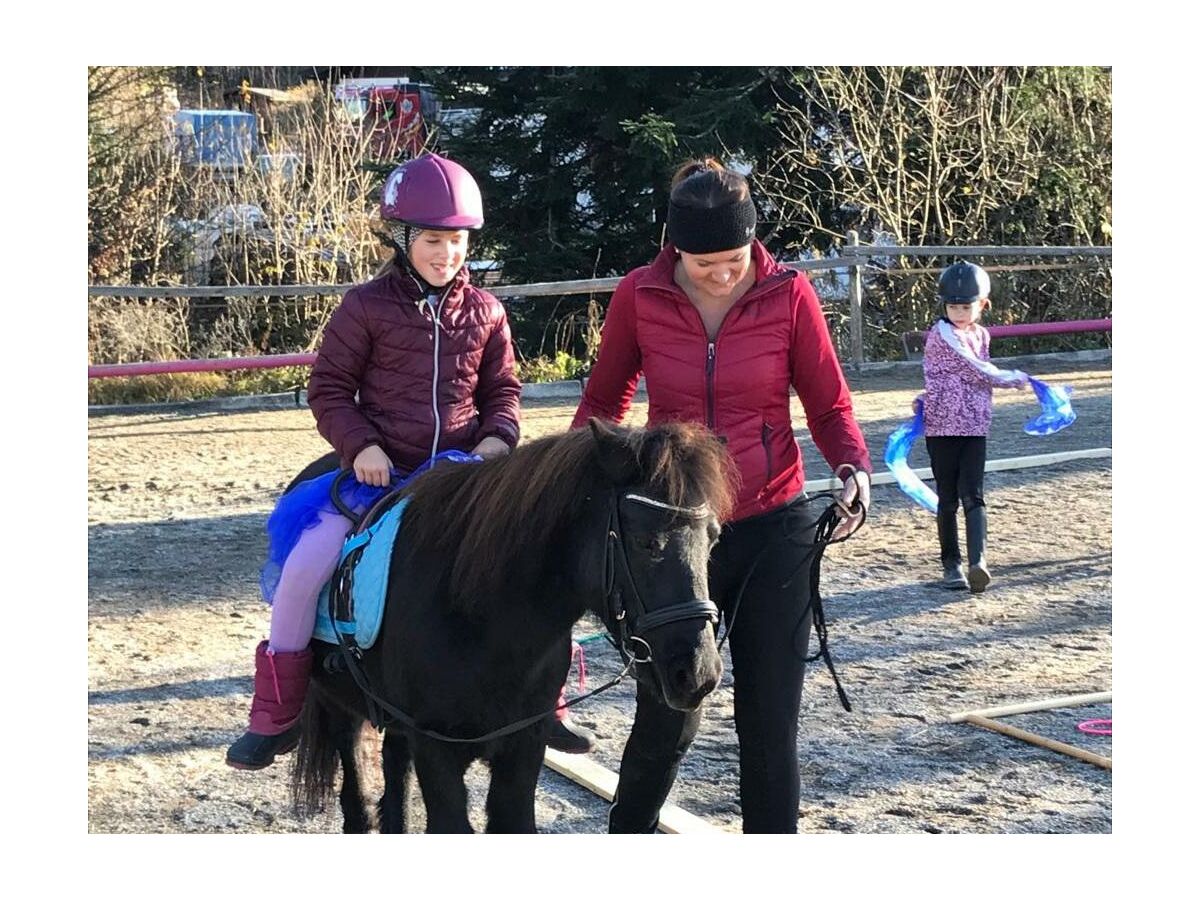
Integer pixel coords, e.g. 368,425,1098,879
937,508,967,590
965,506,990,593
546,716,596,754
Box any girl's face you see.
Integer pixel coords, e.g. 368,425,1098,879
945,299,985,329
678,245,754,299
407,229,469,286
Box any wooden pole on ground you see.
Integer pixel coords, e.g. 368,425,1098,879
963,715,1112,770
804,449,1112,493
543,748,723,834
947,691,1111,723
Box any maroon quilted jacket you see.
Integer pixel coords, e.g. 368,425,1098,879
573,241,870,522
307,263,521,474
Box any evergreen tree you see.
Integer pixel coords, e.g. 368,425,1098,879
419,66,789,280
410,66,789,358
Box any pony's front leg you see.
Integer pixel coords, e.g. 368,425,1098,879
378,728,413,834
411,738,473,833
484,733,544,833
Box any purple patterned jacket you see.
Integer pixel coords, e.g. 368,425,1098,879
921,321,1020,436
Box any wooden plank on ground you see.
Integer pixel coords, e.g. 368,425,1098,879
542,748,723,834
963,715,1112,771
947,691,1111,723
805,448,1112,492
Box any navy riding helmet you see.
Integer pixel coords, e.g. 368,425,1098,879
937,261,990,304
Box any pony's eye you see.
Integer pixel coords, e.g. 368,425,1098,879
636,535,665,557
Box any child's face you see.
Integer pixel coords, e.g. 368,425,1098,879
408,229,469,286
945,300,984,329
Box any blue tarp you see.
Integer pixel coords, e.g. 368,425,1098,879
173,110,257,167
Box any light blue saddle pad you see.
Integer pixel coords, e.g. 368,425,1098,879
312,496,411,650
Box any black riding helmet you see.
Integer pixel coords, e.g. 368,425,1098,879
937,261,990,304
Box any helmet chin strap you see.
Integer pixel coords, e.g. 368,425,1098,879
399,252,435,296
382,223,434,295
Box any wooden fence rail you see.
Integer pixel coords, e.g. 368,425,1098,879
89,240,1112,375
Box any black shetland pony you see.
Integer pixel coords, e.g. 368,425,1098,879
292,419,734,833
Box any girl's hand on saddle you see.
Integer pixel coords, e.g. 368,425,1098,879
353,445,394,487
832,466,871,541
471,436,511,459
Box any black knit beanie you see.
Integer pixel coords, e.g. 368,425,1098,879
667,197,757,254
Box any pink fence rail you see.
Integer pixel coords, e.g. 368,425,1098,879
901,318,1111,359
88,353,317,379
987,319,1111,338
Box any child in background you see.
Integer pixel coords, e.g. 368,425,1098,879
916,261,1029,593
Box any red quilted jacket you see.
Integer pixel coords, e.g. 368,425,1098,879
308,263,521,474
572,241,870,521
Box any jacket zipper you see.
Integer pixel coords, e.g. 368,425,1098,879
655,269,796,434
761,421,775,484
427,286,451,463
399,265,458,466
705,341,716,428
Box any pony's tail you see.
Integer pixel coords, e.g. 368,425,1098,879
290,691,344,817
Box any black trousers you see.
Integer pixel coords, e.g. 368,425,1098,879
926,436,986,514
925,436,987,563
608,494,821,834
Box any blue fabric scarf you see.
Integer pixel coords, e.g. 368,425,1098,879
259,450,481,603
884,367,1077,514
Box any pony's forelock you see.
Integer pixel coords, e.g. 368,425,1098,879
629,423,736,522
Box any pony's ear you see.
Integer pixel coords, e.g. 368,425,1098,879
588,417,639,485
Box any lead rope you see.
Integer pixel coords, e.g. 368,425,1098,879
715,495,864,712
804,503,853,712
339,648,637,743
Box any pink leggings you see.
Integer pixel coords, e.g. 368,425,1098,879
267,506,581,724
268,508,357,653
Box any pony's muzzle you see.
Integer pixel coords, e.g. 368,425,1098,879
655,632,723,712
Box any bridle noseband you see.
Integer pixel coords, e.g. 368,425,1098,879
602,490,719,666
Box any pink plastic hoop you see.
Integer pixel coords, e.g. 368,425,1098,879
1077,719,1112,736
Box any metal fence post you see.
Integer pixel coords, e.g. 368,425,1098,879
847,230,864,368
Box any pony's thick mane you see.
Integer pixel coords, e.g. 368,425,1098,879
399,422,734,611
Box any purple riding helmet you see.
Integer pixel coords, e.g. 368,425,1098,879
380,153,484,230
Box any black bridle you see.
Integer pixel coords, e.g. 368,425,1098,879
601,490,719,666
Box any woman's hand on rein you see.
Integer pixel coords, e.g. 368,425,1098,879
832,466,870,540
353,445,394,487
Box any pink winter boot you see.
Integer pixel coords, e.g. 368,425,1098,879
225,641,312,770
545,643,594,754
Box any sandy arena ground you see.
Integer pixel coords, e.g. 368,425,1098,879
88,354,1111,833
